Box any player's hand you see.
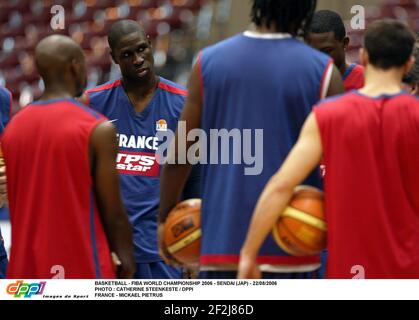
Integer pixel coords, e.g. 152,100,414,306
158,223,182,268
237,254,261,279
0,166,7,207
183,266,199,279
113,252,136,279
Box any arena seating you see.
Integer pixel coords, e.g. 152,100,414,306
0,0,207,107
1,0,418,108
346,0,419,63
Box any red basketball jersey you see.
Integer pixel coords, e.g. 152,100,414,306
2,98,115,279
314,92,419,279
343,64,365,92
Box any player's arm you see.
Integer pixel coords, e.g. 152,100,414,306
90,121,136,278
182,164,201,200
158,62,203,263
238,113,323,279
0,160,6,207
326,64,345,98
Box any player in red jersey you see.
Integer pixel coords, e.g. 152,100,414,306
307,10,364,92
238,20,418,279
2,35,136,279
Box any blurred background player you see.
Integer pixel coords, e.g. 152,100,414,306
0,85,12,279
238,20,419,279
402,42,419,96
81,20,200,279
2,35,135,279
158,0,343,279
306,9,365,277
307,10,365,91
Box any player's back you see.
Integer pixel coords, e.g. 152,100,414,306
314,92,419,278
198,33,332,270
2,98,115,279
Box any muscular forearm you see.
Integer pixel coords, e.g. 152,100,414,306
104,213,134,258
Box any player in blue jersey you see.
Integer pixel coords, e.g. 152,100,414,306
402,43,419,96
0,86,12,279
158,0,344,279
80,20,200,279
306,10,365,92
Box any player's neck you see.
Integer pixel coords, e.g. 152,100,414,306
122,75,159,113
122,74,158,100
359,65,403,97
38,85,75,101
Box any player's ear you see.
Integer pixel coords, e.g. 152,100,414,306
70,58,86,96
404,56,415,75
70,58,80,79
343,36,350,50
359,48,368,67
412,83,419,96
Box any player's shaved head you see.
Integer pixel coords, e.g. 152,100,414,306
35,35,84,81
108,20,147,50
35,35,86,97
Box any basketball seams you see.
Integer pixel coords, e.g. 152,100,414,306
272,186,327,256
167,229,202,254
283,206,327,231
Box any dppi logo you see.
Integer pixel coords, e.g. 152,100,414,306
6,280,46,298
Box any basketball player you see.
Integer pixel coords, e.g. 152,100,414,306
80,20,200,279
2,35,136,279
158,0,344,279
238,20,419,279
0,86,12,279
402,43,419,96
307,10,365,91
306,10,365,277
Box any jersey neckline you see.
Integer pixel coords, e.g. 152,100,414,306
119,77,163,119
342,63,357,80
353,90,410,100
243,30,292,39
31,97,75,105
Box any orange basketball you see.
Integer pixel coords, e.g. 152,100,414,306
272,186,327,256
164,199,201,265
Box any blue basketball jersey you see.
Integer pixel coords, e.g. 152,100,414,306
0,86,12,278
0,86,11,132
198,32,333,272
86,77,187,263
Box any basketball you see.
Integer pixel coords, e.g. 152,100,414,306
163,199,202,265
272,186,327,256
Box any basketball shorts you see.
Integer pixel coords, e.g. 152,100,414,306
317,250,328,279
